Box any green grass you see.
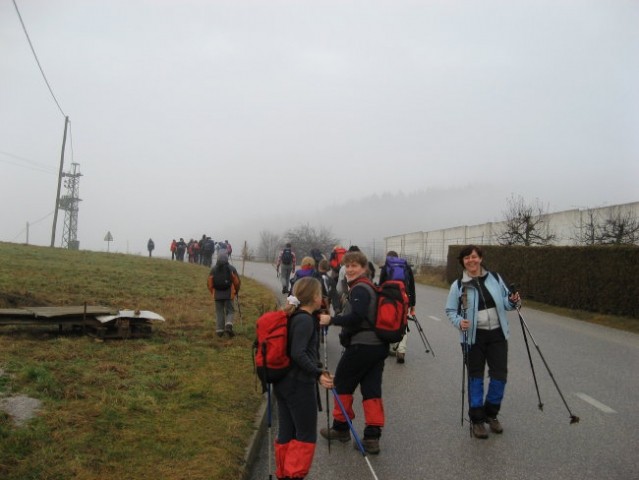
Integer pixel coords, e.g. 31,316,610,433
0,241,276,480
415,266,639,334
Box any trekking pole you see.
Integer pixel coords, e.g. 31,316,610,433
459,287,471,435
515,304,580,424
323,326,331,453
331,388,380,480
408,314,435,357
266,382,274,480
236,293,243,326
517,305,543,411
461,330,469,429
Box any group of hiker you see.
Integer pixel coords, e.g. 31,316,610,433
147,236,240,338
166,236,233,266
263,243,520,479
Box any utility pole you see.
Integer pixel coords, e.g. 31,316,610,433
50,116,69,247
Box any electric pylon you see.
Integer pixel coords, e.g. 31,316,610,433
59,162,82,249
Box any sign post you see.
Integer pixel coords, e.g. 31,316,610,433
104,231,113,252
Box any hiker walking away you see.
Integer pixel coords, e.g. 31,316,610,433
170,239,177,260
317,259,334,312
318,251,388,455
274,277,334,480
225,240,233,260
445,244,520,439
310,247,324,268
147,238,155,257
201,237,215,267
189,239,200,264
380,251,416,364
217,240,228,255
176,238,187,261
276,243,296,295
290,256,318,293
198,234,207,265
328,245,346,281
207,251,241,337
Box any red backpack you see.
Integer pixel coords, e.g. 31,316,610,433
253,310,299,392
353,278,409,343
329,247,346,272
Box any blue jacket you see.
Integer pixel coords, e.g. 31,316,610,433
445,270,516,345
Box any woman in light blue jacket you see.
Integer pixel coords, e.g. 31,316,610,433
445,245,520,439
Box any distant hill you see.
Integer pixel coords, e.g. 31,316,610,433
232,183,508,251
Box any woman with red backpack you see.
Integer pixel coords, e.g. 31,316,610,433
273,277,333,480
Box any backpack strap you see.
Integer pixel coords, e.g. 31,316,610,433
348,277,378,331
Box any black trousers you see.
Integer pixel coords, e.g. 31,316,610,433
467,328,508,381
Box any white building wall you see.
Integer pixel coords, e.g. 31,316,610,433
386,202,639,266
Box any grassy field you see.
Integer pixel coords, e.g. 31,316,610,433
0,242,275,480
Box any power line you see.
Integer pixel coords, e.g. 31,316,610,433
12,0,66,118
0,150,58,175
10,211,54,242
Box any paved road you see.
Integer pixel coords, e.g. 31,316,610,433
240,261,639,480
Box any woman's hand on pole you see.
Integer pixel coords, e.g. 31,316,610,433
319,371,334,389
460,319,470,331
319,314,331,326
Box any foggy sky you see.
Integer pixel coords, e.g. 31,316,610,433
1,0,638,255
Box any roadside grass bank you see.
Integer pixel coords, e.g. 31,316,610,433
0,241,274,480
415,266,639,334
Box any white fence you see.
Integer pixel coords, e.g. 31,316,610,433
385,202,639,266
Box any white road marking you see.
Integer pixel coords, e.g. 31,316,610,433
428,316,441,322
575,393,617,414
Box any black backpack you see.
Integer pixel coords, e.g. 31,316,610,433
281,248,293,265
212,263,232,290
202,239,215,254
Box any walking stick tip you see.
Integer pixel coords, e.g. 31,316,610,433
570,415,580,424
538,403,544,411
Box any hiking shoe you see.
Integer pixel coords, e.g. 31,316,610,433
216,332,224,338
396,352,405,364
472,422,489,439
487,417,503,434
354,437,380,454
225,324,235,338
319,427,350,443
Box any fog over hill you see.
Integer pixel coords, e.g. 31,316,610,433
229,184,510,254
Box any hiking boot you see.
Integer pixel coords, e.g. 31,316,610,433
216,331,224,338
396,352,405,364
487,417,503,434
225,324,235,338
354,437,380,454
472,422,489,439
319,427,350,443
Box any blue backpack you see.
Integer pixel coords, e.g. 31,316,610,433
385,257,409,282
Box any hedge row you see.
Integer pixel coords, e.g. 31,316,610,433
446,245,639,318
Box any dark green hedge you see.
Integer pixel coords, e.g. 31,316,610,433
446,245,639,318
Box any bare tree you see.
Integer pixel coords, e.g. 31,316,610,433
257,230,282,263
498,195,556,246
572,206,639,245
284,223,339,259
572,208,601,245
599,206,639,245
